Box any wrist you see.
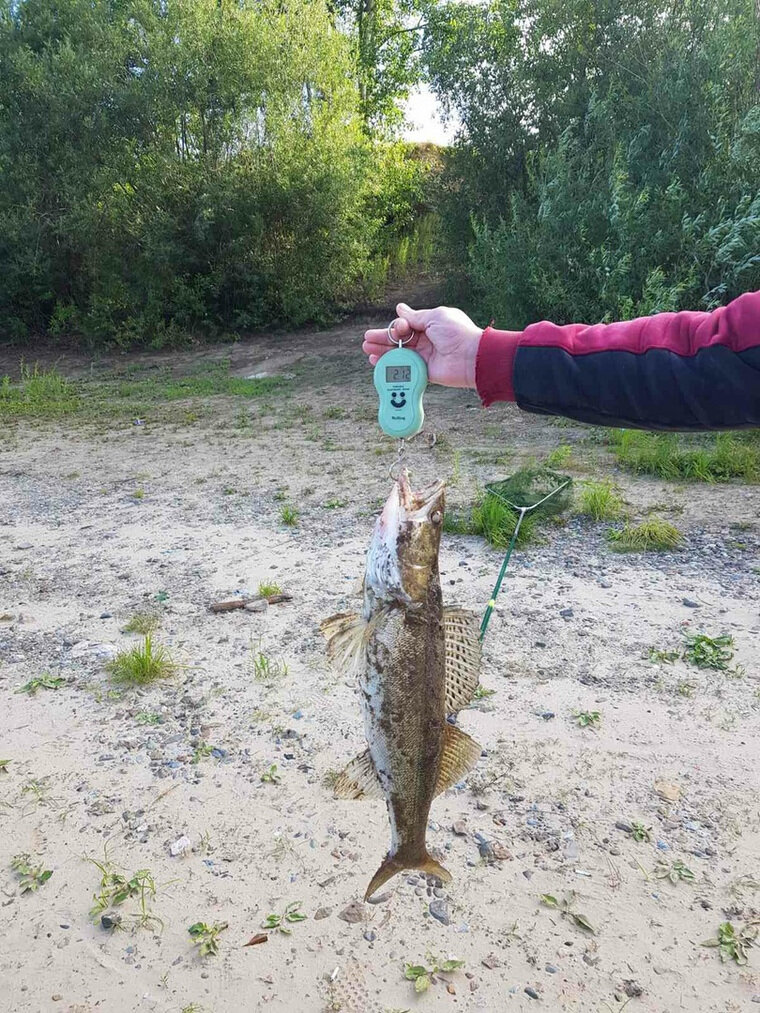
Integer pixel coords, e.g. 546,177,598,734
476,325,522,405
463,331,482,388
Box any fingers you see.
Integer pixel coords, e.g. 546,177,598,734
396,302,431,331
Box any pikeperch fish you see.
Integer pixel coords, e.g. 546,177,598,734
321,471,482,900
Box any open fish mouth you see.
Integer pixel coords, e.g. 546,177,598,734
397,470,445,518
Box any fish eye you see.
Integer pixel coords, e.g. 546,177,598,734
431,510,442,525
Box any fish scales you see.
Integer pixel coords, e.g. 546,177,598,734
321,471,483,899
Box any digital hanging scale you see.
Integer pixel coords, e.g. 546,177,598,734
373,323,428,440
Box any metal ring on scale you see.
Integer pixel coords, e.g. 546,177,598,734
387,318,416,347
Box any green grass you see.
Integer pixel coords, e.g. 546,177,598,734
576,480,624,521
280,505,299,527
546,444,573,468
15,673,65,694
608,517,684,552
612,430,760,483
257,581,282,598
444,493,540,548
107,636,177,685
123,611,161,635
0,361,285,422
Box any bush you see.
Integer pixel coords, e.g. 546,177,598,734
0,0,435,347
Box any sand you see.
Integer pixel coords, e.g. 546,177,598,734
1,321,759,1013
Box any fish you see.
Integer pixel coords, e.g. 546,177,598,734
321,471,482,900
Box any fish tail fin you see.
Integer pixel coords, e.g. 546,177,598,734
364,849,452,901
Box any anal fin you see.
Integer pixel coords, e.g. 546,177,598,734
444,607,482,713
332,748,384,800
435,723,482,796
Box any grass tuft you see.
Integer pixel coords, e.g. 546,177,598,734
107,636,177,685
280,505,299,527
257,581,282,598
608,517,684,552
612,430,759,483
576,480,624,521
123,611,161,635
444,493,539,548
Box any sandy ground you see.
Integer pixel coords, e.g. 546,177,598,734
1,319,759,1013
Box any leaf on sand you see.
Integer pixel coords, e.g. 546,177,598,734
404,965,427,980
540,894,558,907
244,932,268,946
414,975,430,993
571,912,596,934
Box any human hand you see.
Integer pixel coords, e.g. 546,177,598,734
362,303,483,389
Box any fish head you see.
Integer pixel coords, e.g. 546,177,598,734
366,471,445,604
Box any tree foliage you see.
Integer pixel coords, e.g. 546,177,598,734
0,0,430,346
425,0,760,326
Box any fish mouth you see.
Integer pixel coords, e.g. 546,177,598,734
397,470,445,518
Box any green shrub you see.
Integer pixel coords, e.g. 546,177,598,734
577,481,624,521
613,431,759,483
608,518,684,552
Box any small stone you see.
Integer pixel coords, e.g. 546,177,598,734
244,600,268,613
338,900,364,924
99,612,113,619
615,821,633,834
482,953,501,969
681,598,700,608
429,899,450,925
363,930,376,942
469,978,479,992
452,820,468,836
545,964,558,974
525,986,540,999
623,980,644,998
100,912,121,930
52,996,63,1002
559,608,573,619
314,907,332,920
366,891,390,905
446,984,456,995
491,842,512,861
169,835,192,857
540,711,555,720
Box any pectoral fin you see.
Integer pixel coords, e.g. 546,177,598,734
435,724,482,796
332,748,384,800
320,611,367,678
443,607,482,713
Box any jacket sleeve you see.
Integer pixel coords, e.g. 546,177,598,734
475,290,760,431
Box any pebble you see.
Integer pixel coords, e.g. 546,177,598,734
338,901,364,924
615,821,633,833
366,891,390,905
682,598,700,608
540,711,555,720
363,930,376,942
99,612,112,619
169,835,192,857
525,986,540,999
314,907,332,920
545,964,558,974
429,899,450,925
559,608,574,618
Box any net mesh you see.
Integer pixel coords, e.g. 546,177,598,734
485,466,573,515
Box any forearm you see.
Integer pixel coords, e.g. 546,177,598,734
476,291,760,431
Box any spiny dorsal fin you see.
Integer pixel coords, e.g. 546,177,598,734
435,723,482,796
443,607,482,713
320,611,367,678
333,748,384,800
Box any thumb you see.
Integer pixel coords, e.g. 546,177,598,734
396,302,431,332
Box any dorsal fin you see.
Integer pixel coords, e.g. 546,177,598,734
443,607,481,713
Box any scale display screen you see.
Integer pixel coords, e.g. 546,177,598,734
385,364,412,383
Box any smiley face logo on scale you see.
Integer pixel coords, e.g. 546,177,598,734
390,391,407,409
